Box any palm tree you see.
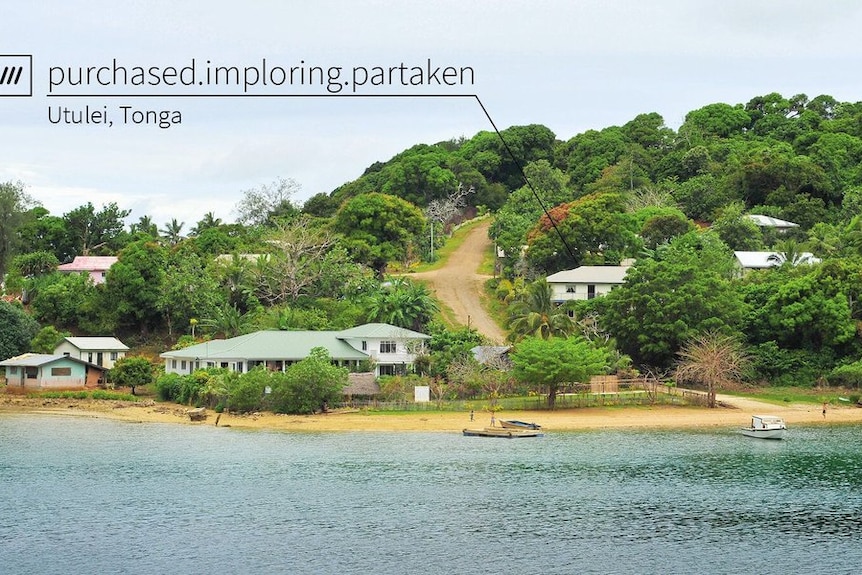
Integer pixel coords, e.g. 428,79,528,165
506,280,575,342
767,239,807,267
190,212,223,236
674,331,749,408
365,277,438,332
160,218,185,246
131,215,158,238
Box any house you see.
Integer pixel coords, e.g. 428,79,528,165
160,323,430,378
546,263,632,303
0,353,107,391
745,214,799,232
54,336,129,369
733,250,821,277
57,256,118,285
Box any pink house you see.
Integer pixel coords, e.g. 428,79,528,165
57,256,118,285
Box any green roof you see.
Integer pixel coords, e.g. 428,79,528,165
336,323,430,340
162,331,369,361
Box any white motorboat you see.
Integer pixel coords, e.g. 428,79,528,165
741,415,786,440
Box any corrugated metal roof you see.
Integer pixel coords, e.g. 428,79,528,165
62,337,129,351
546,265,631,284
161,331,370,361
336,323,430,340
734,251,820,269
57,256,118,271
745,214,799,228
0,353,101,368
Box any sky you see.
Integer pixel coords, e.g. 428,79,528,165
2,0,862,228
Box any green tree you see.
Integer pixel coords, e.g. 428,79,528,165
30,326,71,354
63,202,131,256
159,249,226,337
16,207,74,263
0,300,40,360
364,277,439,332
109,356,155,395
30,272,96,329
159,218,185,246
334,192,425,277
510,335,609,408
269,347,348,414
506,280,575,342
711,203,763,250
101,240,167,335
0,181,38,277
599,231,746,369
525,192,637,273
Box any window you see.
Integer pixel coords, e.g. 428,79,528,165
62,352,70,357
51,367,72,376
110,352,118,361
8,366,17,374
361,340,367,351
379,341,396,354
587,284,596,299
88,352,93,363
565,285,576,293
181,360,187,370
171,359,177,369
378,364,396,376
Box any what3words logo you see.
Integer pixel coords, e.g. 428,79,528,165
0,55,33,96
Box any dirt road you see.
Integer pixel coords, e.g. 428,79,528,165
411,219,507,343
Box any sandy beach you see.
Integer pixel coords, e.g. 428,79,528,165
2,393,861,432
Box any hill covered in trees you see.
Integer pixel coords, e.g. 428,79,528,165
3,91,862,392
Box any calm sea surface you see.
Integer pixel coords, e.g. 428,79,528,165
1,414,861,575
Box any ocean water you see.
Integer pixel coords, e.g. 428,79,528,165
1,415,861,575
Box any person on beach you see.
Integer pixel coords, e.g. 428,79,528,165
490,415,495,427
823,402,827,418
470,410,474,421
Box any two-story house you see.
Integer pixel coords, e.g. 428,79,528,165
160,323,430,378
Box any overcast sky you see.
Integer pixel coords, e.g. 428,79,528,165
3,1,861,227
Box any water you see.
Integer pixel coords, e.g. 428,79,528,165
2,415,861,575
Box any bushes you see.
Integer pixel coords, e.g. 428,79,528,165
827,361,862,389
153,347,347,414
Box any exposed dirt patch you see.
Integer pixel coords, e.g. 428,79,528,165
410,219,506,343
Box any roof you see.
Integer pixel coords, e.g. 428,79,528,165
61,337,129,351
336,323,431,340
343,372,380,395
161,331,370,361
0,353,106,370
57,256,118,272
745,214,799,228
734,251,820,269
546,265,631,284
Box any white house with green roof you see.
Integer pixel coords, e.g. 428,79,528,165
160,323,430,377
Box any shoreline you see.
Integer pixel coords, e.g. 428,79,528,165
3,394,861,432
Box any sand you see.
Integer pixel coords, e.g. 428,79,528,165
2,393,860,433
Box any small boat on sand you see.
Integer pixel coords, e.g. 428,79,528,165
499,419,542,430
741,415,786,440
462,427,544,438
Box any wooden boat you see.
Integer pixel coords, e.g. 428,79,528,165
462,427,544,438
499,419,542,430
740,415,786,440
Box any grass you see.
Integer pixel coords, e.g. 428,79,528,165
26,390,140,401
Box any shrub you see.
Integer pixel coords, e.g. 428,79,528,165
827,361,862,389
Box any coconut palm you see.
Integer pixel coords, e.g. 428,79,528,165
160,218,185,246
506,280,575,342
